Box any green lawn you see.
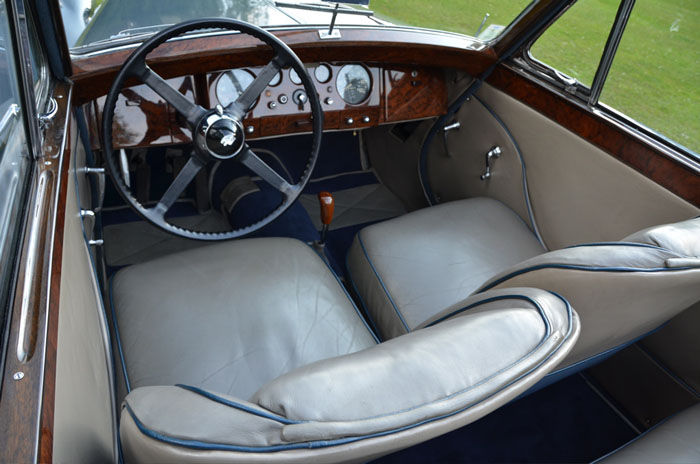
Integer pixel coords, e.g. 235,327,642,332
370,0,700,155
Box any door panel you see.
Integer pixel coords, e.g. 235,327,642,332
53,121,116,463
429,82,699,250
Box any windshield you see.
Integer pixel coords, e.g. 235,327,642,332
60,0,534,51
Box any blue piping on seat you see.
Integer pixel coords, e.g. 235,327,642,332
108,275,132,393
125,294,575,453
425,293,552,338
565,242,680,254
307,243,380,344
480,263,695,293
175,385,305,424
345,244,384,342
356,232,411,333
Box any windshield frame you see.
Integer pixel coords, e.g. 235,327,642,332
63,0,539,56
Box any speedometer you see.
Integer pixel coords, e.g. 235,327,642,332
336,65,371,105
216,69,256,107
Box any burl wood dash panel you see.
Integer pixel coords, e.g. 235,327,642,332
91,64,447,149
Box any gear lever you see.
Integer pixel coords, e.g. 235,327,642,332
318,191,334,245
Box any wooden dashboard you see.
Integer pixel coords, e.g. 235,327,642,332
87,63,447,150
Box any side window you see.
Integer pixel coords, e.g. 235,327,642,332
0,0,32,348
529,0,618,88
526,0,699,159
600,1,699,155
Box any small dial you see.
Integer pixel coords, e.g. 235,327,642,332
314,64,332,83
216,69,256,107
268,71,282,87
289,68,302,85
336,64,371,105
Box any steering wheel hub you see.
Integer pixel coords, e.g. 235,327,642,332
199,113,245,160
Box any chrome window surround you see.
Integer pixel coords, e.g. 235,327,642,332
515,0,699,164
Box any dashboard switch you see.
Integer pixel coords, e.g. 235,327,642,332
293,90,308,110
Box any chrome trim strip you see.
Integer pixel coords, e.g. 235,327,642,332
588,0,635,105
16,170,49,363
0,103,20,133
69,24,486,58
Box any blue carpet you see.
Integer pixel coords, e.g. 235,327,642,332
373,374,638,464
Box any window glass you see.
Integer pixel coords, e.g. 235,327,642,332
371,0,533,40
530,0,618,87
600,0,699,155
0,0,32,351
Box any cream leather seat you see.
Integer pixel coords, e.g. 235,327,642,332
110,237,579,463
348,197,700,369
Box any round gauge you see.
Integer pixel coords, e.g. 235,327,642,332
289,68,302,85
216,69,256,107
314,64,332,83
336,64,371,105
268,71,282,87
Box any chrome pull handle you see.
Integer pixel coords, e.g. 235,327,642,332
81,166,106,212
442,121,460,157
480,146,501,180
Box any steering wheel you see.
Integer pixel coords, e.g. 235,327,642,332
102,19,323,240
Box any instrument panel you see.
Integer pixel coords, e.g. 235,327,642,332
90,63,447,149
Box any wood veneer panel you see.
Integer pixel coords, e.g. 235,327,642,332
0,82,72,464
72,28,496,104
487,65,700,207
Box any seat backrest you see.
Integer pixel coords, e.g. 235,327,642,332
477,217,700,368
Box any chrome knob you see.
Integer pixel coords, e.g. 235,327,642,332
246,126,255,134
346,117,354,125
325,97,334,105
362,116,370,123
268,101,277,110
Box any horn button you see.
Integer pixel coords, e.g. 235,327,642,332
198,112,245,160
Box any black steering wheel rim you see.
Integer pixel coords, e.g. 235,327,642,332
102,18,323,240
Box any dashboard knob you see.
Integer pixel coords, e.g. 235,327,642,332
346,117,354,125
268,101,277,109
362,116,371,123
246,126,255,134
324,97,334,105
278,94,288,104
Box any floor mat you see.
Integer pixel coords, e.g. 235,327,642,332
374,374,638,464
300,183,406,231
103,210,230,267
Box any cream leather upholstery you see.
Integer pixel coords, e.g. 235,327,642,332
347,197,545,339
112,238,377,399
348,198,700,368
596,403,700,463
112,238,579,463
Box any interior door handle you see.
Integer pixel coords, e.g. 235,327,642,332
480,146,501,180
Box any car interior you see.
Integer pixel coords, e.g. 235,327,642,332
1,0,699,463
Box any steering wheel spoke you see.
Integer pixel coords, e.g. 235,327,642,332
239,147,296,196
136,63,206,128
153,155,206,218
227,55,288,119
103,19,321,240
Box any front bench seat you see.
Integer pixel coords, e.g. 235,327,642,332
111,238,579,463
348,197,700,369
